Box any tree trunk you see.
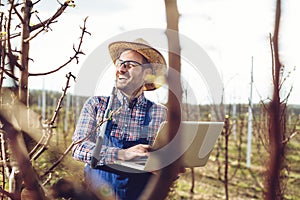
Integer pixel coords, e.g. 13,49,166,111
265,0,284,199
19,0,32,106
140,0,182,199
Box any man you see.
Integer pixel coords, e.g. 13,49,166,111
72,38,167,200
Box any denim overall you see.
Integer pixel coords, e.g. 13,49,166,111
84,99,153,200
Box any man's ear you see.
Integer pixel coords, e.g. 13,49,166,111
143,68,152,78
143,68,155,84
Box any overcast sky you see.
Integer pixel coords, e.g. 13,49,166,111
15,0,300,105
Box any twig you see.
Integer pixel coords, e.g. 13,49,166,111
228,114,244,180
0,67,18,81
27,1,78,43
50,72,75,125
41,107,121,180
0,0,68,43
29,0,70,32
29,17,90,76
29,72,75,160
42,173,52,186
28,131,47,158
7,0,15,74
8,0,24,24
0,32,21,42
6,51,24,70
0,130,12,178
223,116,230,200
216,129,223,181
30,126,54,161
280,85,293,104
0,186,20,200
0,114,45,200
282,132,299,144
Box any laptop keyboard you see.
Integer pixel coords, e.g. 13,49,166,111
130,157,148,165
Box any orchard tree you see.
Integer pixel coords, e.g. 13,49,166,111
0,1,89,199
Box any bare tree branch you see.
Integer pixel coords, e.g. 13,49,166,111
0,1,71,43
282,131,299,144
0,66,19,81
41,107,121,179
0,185,20,200
0,32,21,42
0,115,45,200
32,0,42,6
29,17,90,76
8,0,24,25
29,72,75,161
29,0,71,32
50,72,75,125
7,0,16,74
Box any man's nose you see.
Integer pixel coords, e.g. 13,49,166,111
117,63,128,73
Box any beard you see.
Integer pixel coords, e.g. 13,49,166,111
116,79,144,98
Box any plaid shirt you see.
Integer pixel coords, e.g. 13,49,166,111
72,89,167,166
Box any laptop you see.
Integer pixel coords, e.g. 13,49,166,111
107,121,224,173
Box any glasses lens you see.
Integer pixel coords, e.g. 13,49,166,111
127,61,141,67
115,59,122,66
116,59,142,68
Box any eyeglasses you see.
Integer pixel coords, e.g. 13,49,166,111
115,59,143,69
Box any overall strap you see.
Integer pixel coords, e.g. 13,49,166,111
94,96,112,139
143,100,153,126
139,100,153,140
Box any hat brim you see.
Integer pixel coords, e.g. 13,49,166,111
109,41,167,91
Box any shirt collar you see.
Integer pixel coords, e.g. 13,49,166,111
116,89,147,108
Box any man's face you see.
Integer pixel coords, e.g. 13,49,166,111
115,50,150,96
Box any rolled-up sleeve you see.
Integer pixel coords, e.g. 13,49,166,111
71,96,120,165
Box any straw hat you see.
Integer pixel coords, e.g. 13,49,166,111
108,38,167,91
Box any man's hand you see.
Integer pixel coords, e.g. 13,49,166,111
117,144,151,161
